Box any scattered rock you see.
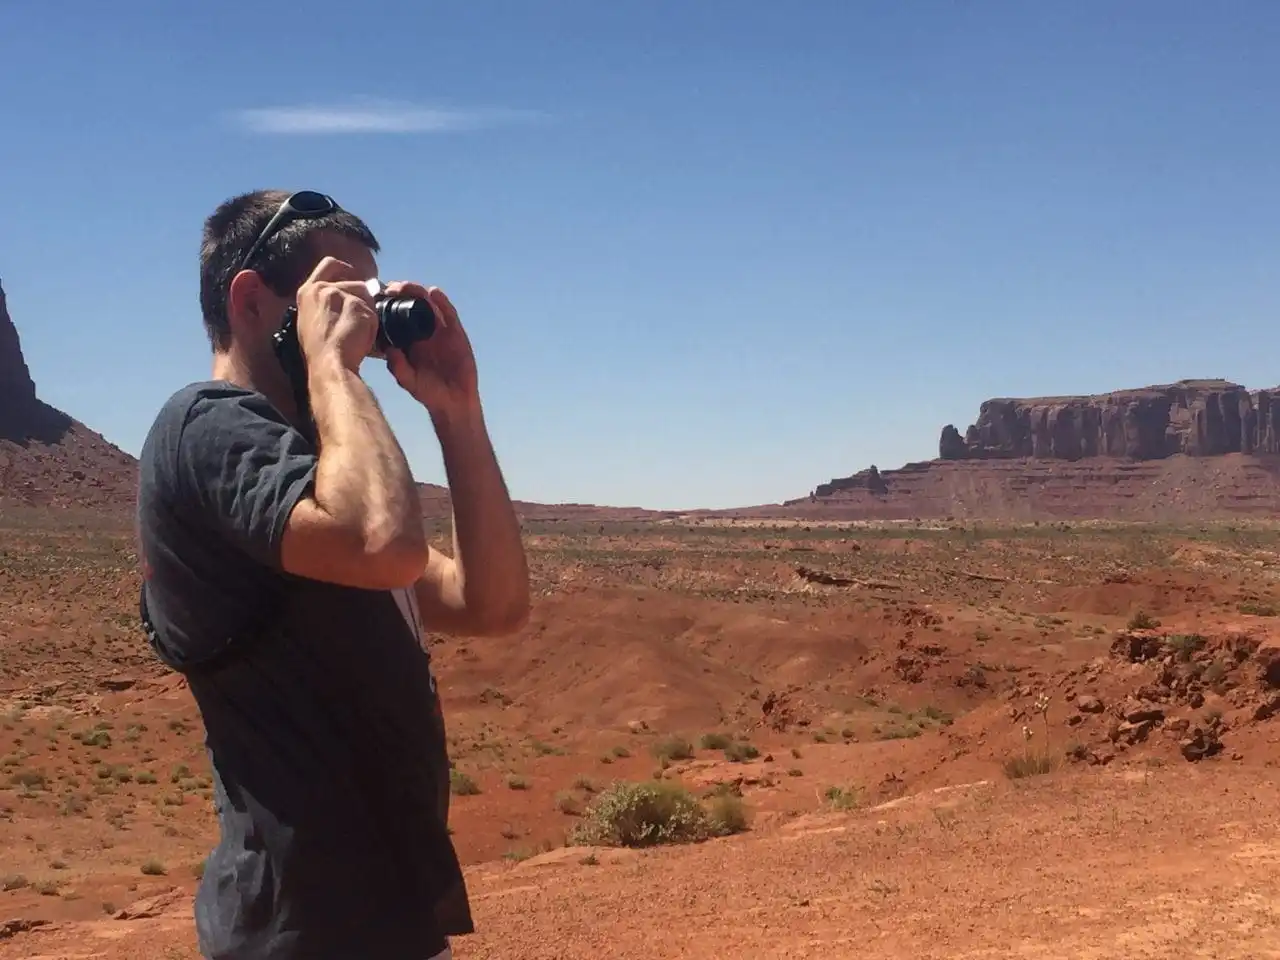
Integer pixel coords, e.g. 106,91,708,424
114,887,184,920
796,565,856,587
0,918,50,941
1076,694,1104,713
1255,644,1280,688
1253,695,1280,722
1117,720,1156,745
99,676,137,692
1075,745,1116,766
1180,728,1223,762
1123,704,1165,725
1110,632,1165,664
893,655,925,684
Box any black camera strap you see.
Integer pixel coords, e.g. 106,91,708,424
271,305,317,444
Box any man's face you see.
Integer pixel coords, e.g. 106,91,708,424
227,229,380,352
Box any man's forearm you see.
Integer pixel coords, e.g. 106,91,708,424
431,399,529,631
308,358,425,560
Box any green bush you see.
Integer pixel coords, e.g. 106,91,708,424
724,742,759,763
569,780,747,848
449,769,480,796
650,736,695,763
705,792,750,836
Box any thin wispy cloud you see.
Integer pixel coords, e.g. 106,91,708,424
232,99,546,135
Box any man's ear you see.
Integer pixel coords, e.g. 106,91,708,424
226,270,273,335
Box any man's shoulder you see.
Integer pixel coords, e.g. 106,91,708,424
146,380,264,435
141,381,284,458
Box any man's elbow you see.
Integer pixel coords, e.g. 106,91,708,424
362,526,430,591
473,590,531,636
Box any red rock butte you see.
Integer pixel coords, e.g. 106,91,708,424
0,277,137,508
739,380,1280,522
939,380,1280,461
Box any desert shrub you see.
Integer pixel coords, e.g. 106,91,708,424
8,769,46,790
650,736,694,763
823,785,861,811
919,705,954,725
723,741,759,763
1240,601,1278,617
554,791,582,815
1127,610,1159,631
570,780,746,847
698,732,733,750
449,769,480,796
1168,634,1206,661
705,792,750,836
1003,750,1054,779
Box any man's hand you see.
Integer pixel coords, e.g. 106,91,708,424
295,258,381,374
381,283,479,416
379,282,530,636
278,260,427,591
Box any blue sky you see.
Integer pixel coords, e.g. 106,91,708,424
2,2,1278,510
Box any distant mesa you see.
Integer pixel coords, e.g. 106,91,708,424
937,380,1280,462
790,379,1280,522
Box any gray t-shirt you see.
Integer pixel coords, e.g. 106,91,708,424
136,380,472,960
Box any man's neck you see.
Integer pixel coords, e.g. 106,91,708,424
212,348,302,426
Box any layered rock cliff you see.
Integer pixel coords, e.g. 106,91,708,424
939,380,1280,461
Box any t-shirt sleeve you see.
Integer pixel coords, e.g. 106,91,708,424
176,391,318,570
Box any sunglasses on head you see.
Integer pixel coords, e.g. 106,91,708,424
235,190,339,277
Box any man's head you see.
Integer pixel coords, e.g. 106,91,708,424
199,189,380,353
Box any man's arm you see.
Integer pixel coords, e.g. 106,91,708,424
279,353,428,591
183,258,428,591
413,400,530,636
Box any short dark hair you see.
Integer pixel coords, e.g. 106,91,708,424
198,189,380,351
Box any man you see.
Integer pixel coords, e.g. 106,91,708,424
136,189,530,960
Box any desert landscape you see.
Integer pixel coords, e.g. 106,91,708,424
4,277,1280,959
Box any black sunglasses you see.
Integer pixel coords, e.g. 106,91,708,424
235,189,339,277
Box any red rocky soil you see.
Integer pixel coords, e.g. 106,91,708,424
3,512,1280,958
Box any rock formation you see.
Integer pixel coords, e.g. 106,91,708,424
0,278,36,409
0,276,138,507
815,464,889,498
939,380,1280,461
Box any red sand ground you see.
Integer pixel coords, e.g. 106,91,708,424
3,508,1280,958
